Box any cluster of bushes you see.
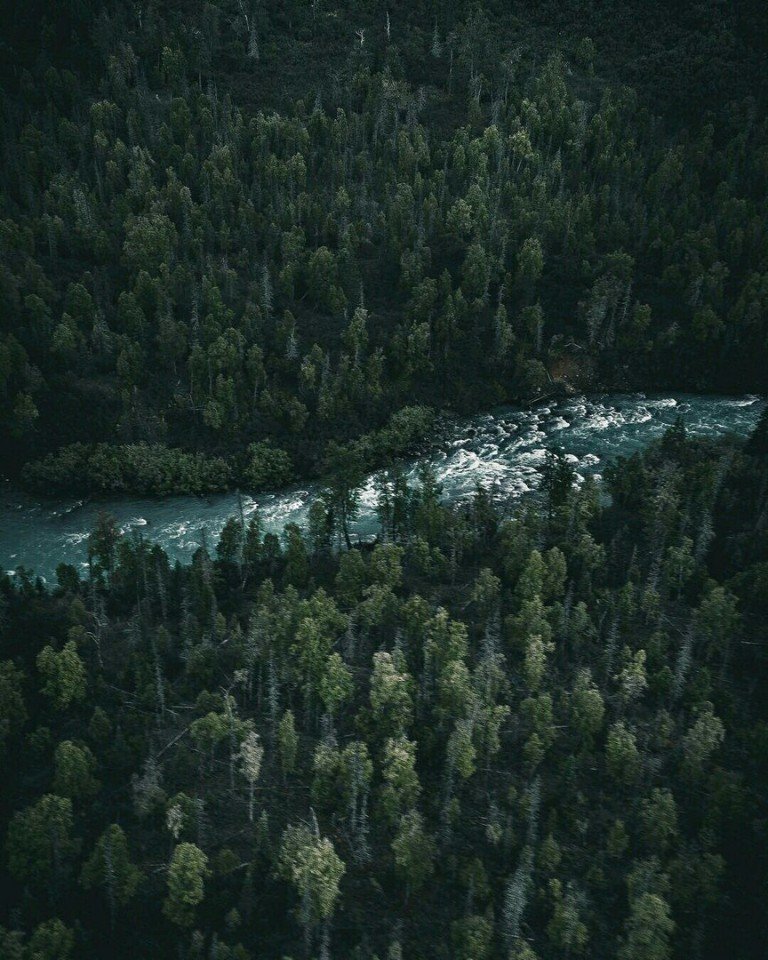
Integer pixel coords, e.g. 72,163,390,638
20,406,436,497
21,441,283,497
339,405,438,472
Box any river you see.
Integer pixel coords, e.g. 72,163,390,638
1,393,764,583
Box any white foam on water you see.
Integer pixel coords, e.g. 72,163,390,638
479,443,499,456
548,417,570,430
357,477,380,509
64,532,89,545
584,414,614,431
164,522,189,541
519,448,548,464
2,393,765,581
627,407,652,424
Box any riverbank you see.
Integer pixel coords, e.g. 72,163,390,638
13,356,756,502
3,394,763,583
17,406,438,500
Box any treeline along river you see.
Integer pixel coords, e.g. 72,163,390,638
1,394,764,583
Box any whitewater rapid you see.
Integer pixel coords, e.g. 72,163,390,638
1,393,763,582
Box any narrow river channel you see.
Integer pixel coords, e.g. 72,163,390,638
2,393,763,583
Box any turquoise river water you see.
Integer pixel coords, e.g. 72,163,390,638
1,393,763,583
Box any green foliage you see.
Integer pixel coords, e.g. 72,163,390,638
6,795,78,888
606,722,641,785
570,669,605,745
318,652,353,717
163,843,209,927
81,824,142,910
369,651,414,735
451,914,493,960
277,710,298,776
682,703,725,781
243,442,293,491
547,880,588,954
640,790,678,855
22,443,234,496
0,660,26,756
380,737,421,823
36,641,86,710
277,824,345,924
619,892,674,960
391,810,435,891
26,919,74,960
53,740,100,798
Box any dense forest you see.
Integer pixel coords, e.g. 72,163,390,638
2,3,768,959
2,416,768,959
1,0,767,493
